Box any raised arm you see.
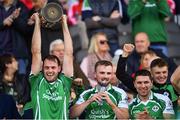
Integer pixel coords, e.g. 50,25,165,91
171,66,180,93
116,44,136,91
61,15,73,77
31,13,42,75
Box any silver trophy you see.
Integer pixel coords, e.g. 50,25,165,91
40,2,63,28
98,86,106,105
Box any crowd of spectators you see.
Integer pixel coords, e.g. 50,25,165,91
0,0,180,119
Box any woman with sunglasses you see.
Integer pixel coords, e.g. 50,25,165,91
80,32,112,87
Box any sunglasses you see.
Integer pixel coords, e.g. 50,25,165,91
99,40,108,45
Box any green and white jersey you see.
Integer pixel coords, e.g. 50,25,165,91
129,91,174,119
29,72,72,119
76,85,128,119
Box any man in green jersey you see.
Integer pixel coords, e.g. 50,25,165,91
129,69,174,119
70,60,129,119
27,13,73,119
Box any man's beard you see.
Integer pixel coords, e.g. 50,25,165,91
98,79,109,87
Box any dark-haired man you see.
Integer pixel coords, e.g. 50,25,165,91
116,44,179,114
129,70,174,119
25,13,73,119
70,60,129,119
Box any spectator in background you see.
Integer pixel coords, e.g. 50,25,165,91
67,0,89,49
128,0,172,55
0,94,21,119
59,0,89,51
26,13,73,119
70,60,129,119
140,50,158,71
129,69,175,119
80,32,112,87
82,0,121,56
126,32,177,81
0,0,29,75
0,54,30,115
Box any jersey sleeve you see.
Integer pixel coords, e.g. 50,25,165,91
115,87,129,109
75,89,93,105
163,96,174,114
29,72,43,91
59,73,73,91
75,91,86,105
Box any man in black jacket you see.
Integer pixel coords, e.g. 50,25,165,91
126,32,177,80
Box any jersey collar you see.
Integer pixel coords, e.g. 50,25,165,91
136,91,154,103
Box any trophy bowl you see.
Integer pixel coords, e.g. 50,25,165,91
41,2,63,28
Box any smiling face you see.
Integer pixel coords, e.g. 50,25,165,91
151,66,168,84
134,75,153,99
43,59,61,82
95,65,113,87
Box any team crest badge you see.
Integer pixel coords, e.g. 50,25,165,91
152,105,159,112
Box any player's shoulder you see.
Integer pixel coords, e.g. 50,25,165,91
112,86,127,95
153,92,170,101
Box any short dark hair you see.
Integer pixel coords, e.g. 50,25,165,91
134,69,153,82
95,60,112,72
150,58,168,69
43,55,61,67
0,54,16,74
